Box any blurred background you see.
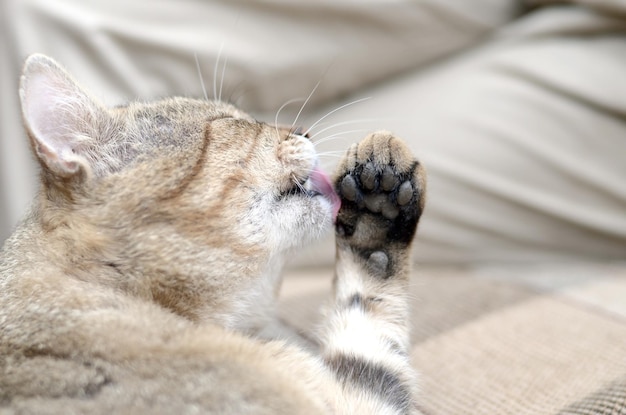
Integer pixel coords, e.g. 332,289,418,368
2,0,626,265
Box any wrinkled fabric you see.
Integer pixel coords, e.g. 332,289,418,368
2,0,626,263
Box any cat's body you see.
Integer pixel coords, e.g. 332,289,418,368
0,55,426,414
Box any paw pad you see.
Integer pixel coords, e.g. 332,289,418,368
338,168,416,221
397,182,414,206
366,251,389,276
334,132,424,247
340,175,358,202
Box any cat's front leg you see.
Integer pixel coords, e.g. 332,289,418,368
322,132,426,415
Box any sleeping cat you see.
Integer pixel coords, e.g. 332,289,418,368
0,54,426,414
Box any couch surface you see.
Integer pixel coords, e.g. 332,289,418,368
4,0,626,263
280,263,626,414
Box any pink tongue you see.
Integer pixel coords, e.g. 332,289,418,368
310,167,341,220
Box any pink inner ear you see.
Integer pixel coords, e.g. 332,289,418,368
26,73,74,151
22,68,90,177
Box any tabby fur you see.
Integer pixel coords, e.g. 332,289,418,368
0,54,426,414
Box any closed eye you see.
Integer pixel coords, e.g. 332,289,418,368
280,174,318,198
292,126,310,139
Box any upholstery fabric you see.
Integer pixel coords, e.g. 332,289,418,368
280,263,626,414
2,1,626,263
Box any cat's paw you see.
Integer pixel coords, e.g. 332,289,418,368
334,132,425,276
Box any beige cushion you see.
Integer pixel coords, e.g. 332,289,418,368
280,263,626,414
292,5,626,264
2,0,520,245
3,1,626,262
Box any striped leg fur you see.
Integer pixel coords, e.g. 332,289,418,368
322,132,426,415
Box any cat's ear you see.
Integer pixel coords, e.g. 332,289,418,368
19,54,108,179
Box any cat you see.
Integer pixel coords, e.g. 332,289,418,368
0,54,426,414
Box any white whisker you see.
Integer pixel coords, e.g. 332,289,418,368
313,129,369,147
275,97,304,126
291,174,311,199
310,119,380,141
194,53,209,101
213,42,225,101
228,81,249,106
315,151,346,159
291,79,322,132
219,52,229,102
275,97,305,139
303,97,372,137
315,150,347,156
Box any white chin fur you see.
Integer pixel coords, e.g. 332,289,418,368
240,187,334,255
275,195,334,251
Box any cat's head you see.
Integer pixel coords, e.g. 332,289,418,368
19,54,340,278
